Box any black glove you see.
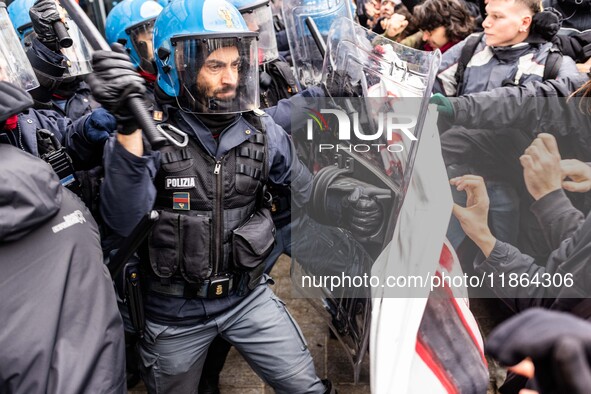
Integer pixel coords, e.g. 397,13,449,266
29,0,62,50
486,308,591,394
529,9,562,44
322,70,363,98
87,49,146,135
0,81,34,123
344,187,382,237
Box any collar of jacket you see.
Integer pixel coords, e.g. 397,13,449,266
489,42,537,62
174,110,258,160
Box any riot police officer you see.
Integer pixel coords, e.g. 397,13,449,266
7,0,128,216
8,0,99,120
229,0,299,108
104,0,163,86
0,0,112,173
88,0,329,392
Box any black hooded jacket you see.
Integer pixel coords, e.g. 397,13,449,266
0,145,125,393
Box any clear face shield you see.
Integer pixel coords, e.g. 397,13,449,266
0,5,38,90
172,34,260,114
127,18,157,74
22,16,94,79
240,1,278,64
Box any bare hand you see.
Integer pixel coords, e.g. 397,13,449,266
450,175,496,257
520,133,562,200
382,13,408,38
366,0,379,19
576,58,591,74
508,359,538,394
561,159,591,193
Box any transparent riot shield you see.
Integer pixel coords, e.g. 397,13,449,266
289,17,441,381
282,0,351,88
0,3,38,91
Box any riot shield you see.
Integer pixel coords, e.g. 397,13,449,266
0,3,38,91
289,17,441,381
9,0,94,78
282,0,351,88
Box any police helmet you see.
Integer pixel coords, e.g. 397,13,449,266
0,3,38,90
153,0,259,114
105,0,163,74
229,0,278,64
7,0,94,78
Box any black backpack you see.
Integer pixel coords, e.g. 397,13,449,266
259,60,300,108
453,32,564,96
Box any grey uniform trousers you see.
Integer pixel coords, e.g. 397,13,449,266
138,281,325,394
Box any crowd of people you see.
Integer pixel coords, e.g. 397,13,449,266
1,0,591,392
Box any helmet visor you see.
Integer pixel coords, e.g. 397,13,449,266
127,18,157,74
59,20,94,78
23,18,94,78
173,34,260,114
241,2,278,64
0,6,38,91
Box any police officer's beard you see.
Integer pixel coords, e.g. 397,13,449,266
194,84,237,113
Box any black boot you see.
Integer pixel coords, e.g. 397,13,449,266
322,379,337,394
125,332,141,389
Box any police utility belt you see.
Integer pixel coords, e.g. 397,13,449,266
146,273,240,299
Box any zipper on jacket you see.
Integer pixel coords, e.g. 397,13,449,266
177,214,182,275
213,158,224,275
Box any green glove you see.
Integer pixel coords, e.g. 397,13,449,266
429,93,455,118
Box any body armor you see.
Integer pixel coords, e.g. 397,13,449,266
144,112,276,298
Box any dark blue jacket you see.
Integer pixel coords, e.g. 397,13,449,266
51,81,102,121
0,106,116,170
101,106,312,238
100,106,313,324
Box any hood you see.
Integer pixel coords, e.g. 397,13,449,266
0,144,62,242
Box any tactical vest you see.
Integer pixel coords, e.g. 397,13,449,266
144,112,276,298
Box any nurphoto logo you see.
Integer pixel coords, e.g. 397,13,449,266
306,108,416,153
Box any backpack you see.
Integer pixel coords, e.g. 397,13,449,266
453,32,564,96
259,60,300,108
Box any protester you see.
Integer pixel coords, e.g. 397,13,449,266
0,80,125,394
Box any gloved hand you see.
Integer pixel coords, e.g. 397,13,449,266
529,8,562,43
87,48,146,135
344,187,382,237
429,93,455,118
29,0,62,50
0,81,34,123
84,108,117,144
486,308,591,394
322,70,363,98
